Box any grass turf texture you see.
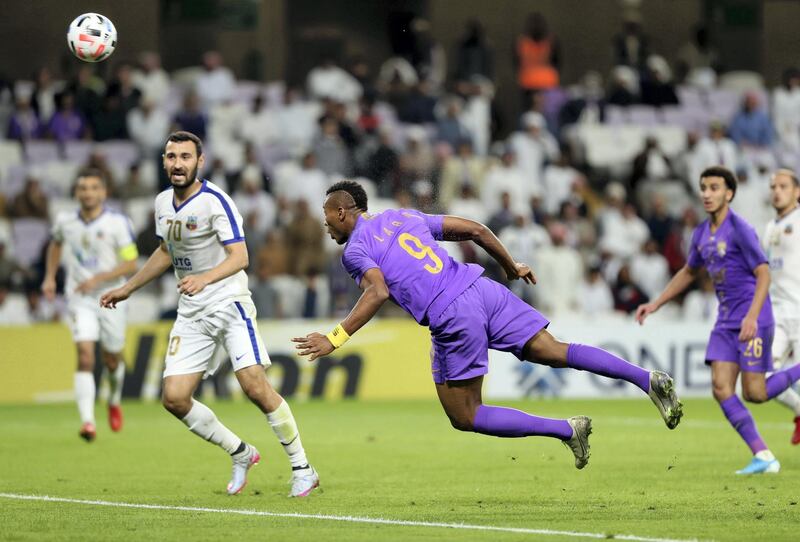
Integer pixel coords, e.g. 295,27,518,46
1,398,798,541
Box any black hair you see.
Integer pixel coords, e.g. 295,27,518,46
165,130,203,156
326,180,368,212
76,167,107,185
700,166,737,201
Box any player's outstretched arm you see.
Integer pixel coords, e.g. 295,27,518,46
177,240,248,296
635,264,698,325
41,240,63,301
100,242,172,308
75,258,138,294
440,215,536,284
293,267,390,361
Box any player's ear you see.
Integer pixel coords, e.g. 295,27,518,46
197,152,205,171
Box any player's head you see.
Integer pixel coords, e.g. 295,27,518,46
769,168,800,214
163,131,205,189
699,166,737,214
323,180,368,244
74,168,107,211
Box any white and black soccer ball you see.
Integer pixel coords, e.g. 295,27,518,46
67,13,117,63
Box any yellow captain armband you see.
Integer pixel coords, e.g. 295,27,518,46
326,323,351,349
119,243,139,261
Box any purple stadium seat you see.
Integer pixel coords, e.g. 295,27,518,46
93,140,140,168
63,140,94,164
11,218,50,267
628,106,659,126
24,141,60,163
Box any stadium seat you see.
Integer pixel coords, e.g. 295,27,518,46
94,140,141,168
11,218,49,268
0,140,24,178
36,161,81,196
48,197,78,224
62,140,94,165
719,71,765,93
627,106,659,126
124,197,154,235
24,141,60,164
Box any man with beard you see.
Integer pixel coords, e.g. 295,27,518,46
100,131,319,497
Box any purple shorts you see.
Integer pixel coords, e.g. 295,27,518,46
705,325,774,372
428,277,549,384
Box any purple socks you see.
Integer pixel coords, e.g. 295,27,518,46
719,395,767,454
472,404,573,440
567,343,651,393
766,363,800,399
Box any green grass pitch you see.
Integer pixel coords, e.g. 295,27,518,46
1,398,798,541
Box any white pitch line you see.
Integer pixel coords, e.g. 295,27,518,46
0,492,699,542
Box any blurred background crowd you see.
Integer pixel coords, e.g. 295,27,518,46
0,2,793,325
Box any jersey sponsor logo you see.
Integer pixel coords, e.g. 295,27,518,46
186,216,198,231
172,256,192,270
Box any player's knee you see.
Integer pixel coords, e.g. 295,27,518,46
162,394,191,417
711,384,733,402
743,388,767,404
448,415,474,432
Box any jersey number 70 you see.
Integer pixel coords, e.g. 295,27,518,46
397,233,443,274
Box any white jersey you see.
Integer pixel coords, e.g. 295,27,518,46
154,180,250,319
52,208,137,300
763,207,800,318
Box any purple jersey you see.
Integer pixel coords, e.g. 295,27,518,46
342,209,484,325
687,209,773,330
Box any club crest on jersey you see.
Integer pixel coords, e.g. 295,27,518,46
785,224,793,235
716,241,727,257
186,216,198,231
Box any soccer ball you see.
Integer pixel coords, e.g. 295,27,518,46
67,13,117,63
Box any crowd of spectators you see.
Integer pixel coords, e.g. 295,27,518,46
0,11,793,325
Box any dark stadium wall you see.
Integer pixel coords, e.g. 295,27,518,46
762,0,800,85
0,0,159,79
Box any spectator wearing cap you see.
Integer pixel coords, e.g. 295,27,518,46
509,111,558,196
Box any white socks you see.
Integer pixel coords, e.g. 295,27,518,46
756,449,776,461
267,400,309,469
181,400,242,454
775,387,800,416
108,362,125,407
74,372,96,425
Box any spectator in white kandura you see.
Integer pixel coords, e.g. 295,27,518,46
276,88,322,157
682,271,718,322
240,95,280,147
439,140,486,209
509,111,558,195
127,98,170,157
195,51,236,109
498,213,551,286
233,165,277,241
630,239,671,301
542,146,584,215
306,57,362,104
132,51,170,104
598,183,649,259
482,144,531,217
772,67,800,153
689,121,738,193
281,152,330,214
535,221,583,315
448,184,488,224
578,265,614,317
313,116,351,177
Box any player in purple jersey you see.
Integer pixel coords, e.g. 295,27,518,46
293,180,683,470
637,166,800,475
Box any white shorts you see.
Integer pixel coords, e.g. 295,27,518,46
163,300,270,378
773,317,800,368
67,295,127,353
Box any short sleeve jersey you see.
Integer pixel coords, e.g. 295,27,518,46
341,209,484,325
687,209,773,329
154,180,251,319
51,208,136,299
763,207,800,318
